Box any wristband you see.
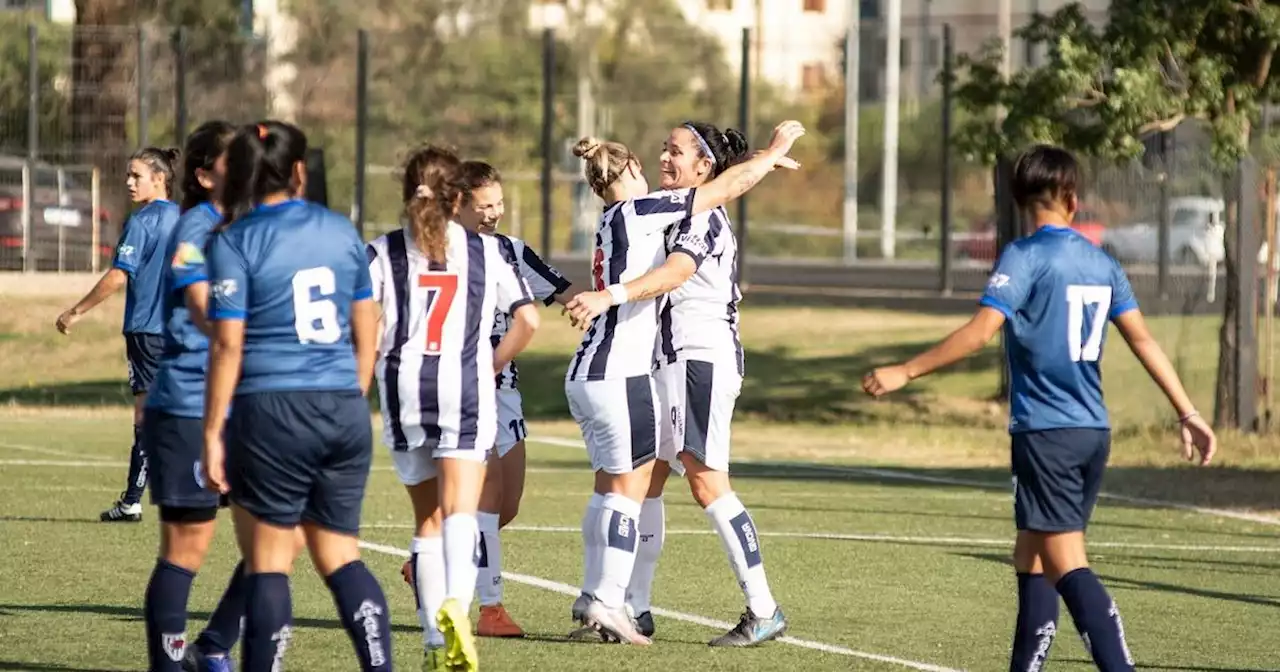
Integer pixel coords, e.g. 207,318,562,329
1178,410,1199,423
606,284,628,306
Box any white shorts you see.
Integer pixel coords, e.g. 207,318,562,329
656,359,742,473
494,388,527,459
389,444,489,486
565,375,659,475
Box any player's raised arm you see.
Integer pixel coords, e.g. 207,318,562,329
687,120,804,216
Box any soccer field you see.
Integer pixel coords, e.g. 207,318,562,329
1,293,1278,670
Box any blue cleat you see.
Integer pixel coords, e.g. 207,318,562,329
708,606,788,647
182,647,235,672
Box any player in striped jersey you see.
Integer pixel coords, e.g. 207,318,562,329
201,121,391,672
568,121,789,647
369,147,539,672
563,120,804,645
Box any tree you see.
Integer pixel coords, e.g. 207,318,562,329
950,0,1280,428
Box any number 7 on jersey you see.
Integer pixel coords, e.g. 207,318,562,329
419,272,457,354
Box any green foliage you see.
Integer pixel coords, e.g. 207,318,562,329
0,15,73,155
951,0,1280,169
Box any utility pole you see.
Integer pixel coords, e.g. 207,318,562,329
843,0,861,263
880,0,901,259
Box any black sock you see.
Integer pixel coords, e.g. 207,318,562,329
242,573,292,672
195,561,246,656
123,424,148,505
144,559,195,671
1009,573,1059,671
1057,568,1135,671
325,561,393,672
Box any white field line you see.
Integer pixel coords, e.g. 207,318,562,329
0,442,112,460
524,437,1280,527
0,459,127,467
358,523,1280,554
357,539,962,672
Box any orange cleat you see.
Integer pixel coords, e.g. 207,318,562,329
476,604,525,638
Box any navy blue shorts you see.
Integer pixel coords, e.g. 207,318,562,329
145,408,221,511
226,390,372,535
1011,428,1110,532
125,333,164,395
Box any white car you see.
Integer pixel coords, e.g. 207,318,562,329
1102,196,1225,266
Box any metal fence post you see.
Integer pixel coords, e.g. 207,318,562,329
1235,158,1260,431
938,24,954,296
842,1,860,264
540,27,554,257
353,29,369,238
1156,131,1171,299
994,155,1019,399
173,27,187,144
136,25,149,146
737,27,751,286
24,23,38,273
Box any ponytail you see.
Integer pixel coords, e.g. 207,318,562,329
129,146,181,199
218,120,308,231
401,145,462,264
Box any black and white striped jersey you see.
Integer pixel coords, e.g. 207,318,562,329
491,233,571,390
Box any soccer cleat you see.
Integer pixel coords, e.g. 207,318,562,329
634,611,655,638
422,646,448,672
708,606,788,647
182,647,234,672
477,604,524,638
100,494,142,522
583,599,651,646
436,598,479,671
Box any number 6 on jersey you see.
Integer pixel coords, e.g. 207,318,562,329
419,272,458,354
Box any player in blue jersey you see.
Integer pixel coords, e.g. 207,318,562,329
862,145,1216,672
200,121,391,672
56,146,182,523
139,121,255,672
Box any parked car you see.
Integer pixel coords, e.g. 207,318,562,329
1101,196,1225,266
0,154,114,271
957,209,1105,262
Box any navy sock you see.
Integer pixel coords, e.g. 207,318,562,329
1010,573,1059,671
195,561,247,656
1057,568,1135,671
325,561,392,672
144,559,195,672
242,573,292,672
124,424,148,505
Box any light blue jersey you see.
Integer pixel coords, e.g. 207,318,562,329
113,199,181,335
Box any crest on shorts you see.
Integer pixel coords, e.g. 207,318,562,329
162,632,187,662
193,460,206,489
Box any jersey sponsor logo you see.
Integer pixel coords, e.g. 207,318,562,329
987,272,1011,289
674,232,710,256
212,278,238,300
668,191,687,205
172,241,205,270
161,632,187,662
117,243,135,259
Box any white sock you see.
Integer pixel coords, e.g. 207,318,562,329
410,536,446,648
442,513,480,613
594,493,642,608
476,511,503,606
627,496,665,614
705,492,778,617
580,493,605,596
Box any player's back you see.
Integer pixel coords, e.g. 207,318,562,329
568,189,694,382
657,205,743,374
209,199,369,395
368,222,530,451
118,199,181,335
983,225,1137,432
148,202,220,416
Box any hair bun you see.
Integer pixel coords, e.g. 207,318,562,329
573,137,602,160
723,129,750,161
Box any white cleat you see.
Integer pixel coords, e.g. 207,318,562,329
583,599,652,646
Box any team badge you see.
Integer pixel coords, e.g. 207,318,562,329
162,632,187,662
987,273,1011,289
172,241,205,270
193,460,205,489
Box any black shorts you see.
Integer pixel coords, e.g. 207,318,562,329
226,390,372,535
1011,428,1110,533
145,408,222,511
125,333,164,395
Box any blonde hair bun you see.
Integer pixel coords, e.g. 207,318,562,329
573,137,602,160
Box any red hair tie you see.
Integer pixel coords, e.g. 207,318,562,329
257,124,268,140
